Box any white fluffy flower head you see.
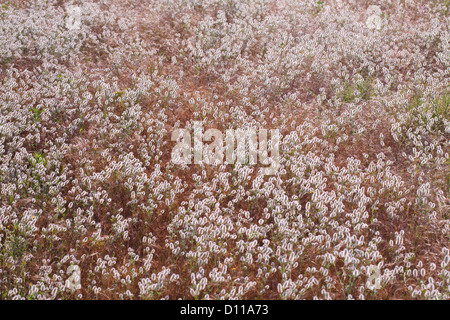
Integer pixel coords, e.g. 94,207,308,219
366,14,382,30
366,5,382,16
366,5,382,30
65,264,81,291
65,5,82,30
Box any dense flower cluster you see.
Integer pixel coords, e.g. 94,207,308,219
0,0,449,299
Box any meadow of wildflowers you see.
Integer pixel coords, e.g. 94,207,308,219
0,0,449,300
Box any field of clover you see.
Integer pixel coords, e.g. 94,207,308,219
0,0,449,300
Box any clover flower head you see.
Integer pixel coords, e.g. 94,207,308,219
366,5,382,16
366,14,382,30
366,265,382,291
65,265,81,291
65,5,82,30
